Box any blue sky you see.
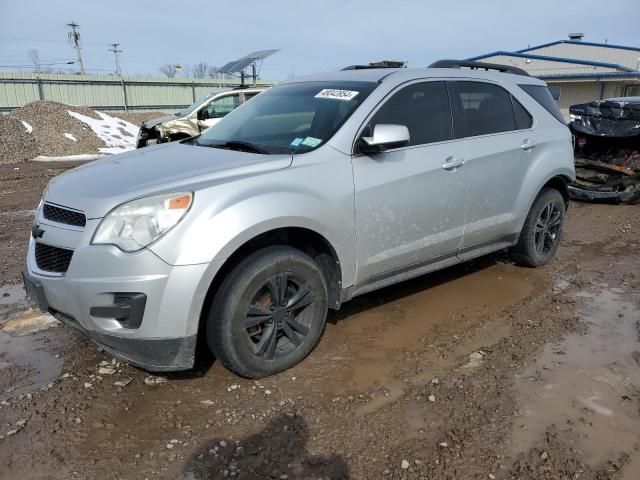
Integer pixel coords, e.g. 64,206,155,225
1,0,638,79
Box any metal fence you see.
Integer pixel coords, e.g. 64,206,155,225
0,72,274,113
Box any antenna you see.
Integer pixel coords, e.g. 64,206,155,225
109,43,123,76
67,21,85,74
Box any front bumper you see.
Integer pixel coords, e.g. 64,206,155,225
24,217,210,371
24,274,196,371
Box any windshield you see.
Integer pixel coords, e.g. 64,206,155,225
196,81,378,154
178,92,214,116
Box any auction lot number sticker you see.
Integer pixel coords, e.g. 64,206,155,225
315,89,359,101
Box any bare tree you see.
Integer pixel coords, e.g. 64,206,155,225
160,64,179,78
190,62,210,79
28,49,41,73
208,65,220,79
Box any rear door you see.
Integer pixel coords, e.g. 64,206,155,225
352,80,468,283
448,81,534,255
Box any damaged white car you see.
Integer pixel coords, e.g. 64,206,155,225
136,87,265,148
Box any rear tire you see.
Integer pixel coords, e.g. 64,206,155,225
207,246,328,378
511,188,566,267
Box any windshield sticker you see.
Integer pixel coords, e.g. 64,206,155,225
301,137,322,147
290,137,304,147
315,89,359,101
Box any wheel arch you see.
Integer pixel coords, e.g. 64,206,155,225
541,174,571,207
196,226,344,347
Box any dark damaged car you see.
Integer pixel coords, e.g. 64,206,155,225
569,97,640,203
570,96,640,143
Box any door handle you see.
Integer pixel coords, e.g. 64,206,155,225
442,156,465,170
521,139,537,151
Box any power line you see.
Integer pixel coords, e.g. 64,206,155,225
108,43,123,76
66,21,85,74
0,60,76,68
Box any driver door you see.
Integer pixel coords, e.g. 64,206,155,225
352,80,469,283
198,93,241,130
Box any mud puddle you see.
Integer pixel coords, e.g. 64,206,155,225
0,283,26,306
510,282,640,471
0,283,31,326
0,310,62,399
320,261,535,416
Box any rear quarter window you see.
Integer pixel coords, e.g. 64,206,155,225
519,84,566,125
512,97,533,130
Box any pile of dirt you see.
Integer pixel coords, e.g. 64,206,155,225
0,116,38,164
111,110,166,125
0,101,164,165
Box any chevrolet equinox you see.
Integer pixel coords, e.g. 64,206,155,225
23,60,575,378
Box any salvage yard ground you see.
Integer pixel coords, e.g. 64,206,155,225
0,158,639,480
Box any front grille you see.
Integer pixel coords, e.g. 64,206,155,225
35,243,74,273
43,203,86,227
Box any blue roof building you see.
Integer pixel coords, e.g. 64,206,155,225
467,34,640,116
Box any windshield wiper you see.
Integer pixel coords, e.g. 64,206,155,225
211,140,268,154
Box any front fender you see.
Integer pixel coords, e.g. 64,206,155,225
149,190,356,287
157,117,199,138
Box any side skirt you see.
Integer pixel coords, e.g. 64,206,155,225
342,234,519,302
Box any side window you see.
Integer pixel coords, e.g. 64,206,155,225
518,84,566,125
243,92,259,103
454,81,516,137
512,96,533,130
203,94,240,119
368,81,453,146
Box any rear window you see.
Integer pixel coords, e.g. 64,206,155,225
519,84,566,125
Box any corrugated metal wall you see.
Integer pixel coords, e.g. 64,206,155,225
549,80,636,118
525,43,640,70
0,72,274,112
474,54,619,76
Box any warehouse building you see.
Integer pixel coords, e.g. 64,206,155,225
467,34,640,117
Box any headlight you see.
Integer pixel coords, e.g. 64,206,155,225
569,113,582,121
92,192,192,252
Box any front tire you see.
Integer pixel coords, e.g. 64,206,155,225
207,246,328,378
511,188,566,267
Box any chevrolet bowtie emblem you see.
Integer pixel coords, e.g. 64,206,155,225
31,224,45,239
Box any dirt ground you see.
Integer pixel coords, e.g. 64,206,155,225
0,160,639,480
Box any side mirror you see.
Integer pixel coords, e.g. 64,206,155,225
359,124,410,154
197,109,207,120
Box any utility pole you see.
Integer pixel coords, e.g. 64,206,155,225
109,43,123,76
67,21,85,74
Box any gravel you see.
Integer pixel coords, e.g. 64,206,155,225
0,116,38,164
0,101,163,165
110,110,167,125
7,101,106,159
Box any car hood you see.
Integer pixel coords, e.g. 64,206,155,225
44,142,293,219
141,114,181,128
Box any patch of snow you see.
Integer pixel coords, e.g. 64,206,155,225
63,133,77,142
20,120,33,134
68,110,139,154
32,154,105,162
1,310,60,335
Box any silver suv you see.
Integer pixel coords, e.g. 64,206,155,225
23,60,575,378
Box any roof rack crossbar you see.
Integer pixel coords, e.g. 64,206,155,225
428,59,530,77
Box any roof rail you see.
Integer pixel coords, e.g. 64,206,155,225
342,60,406,71
428,59,530,77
